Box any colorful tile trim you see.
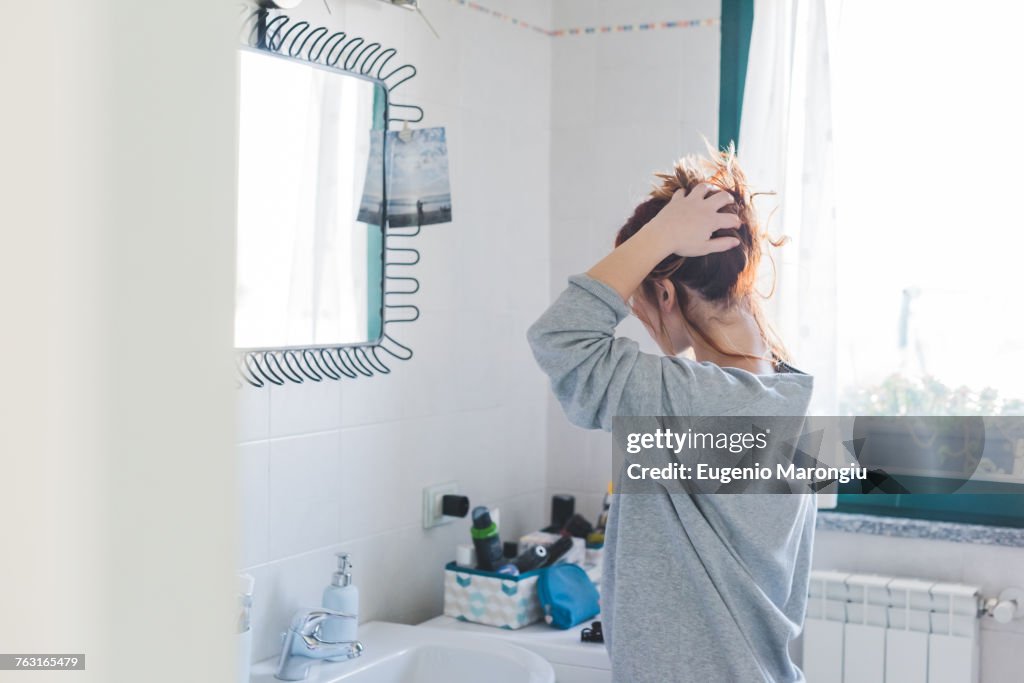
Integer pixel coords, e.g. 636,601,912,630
549,18,720,37
448,0,720,37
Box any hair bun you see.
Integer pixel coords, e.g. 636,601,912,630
617,146,760,304
612,145,789,363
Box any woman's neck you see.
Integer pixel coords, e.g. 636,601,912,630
687,302,775,374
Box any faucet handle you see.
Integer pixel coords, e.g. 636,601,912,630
276,609,362,681
290,607,357,633
289,608,360,648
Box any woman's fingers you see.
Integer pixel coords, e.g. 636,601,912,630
704,236,742,253
685,182,714,199
705,190,735,210
714,212,742,228
657,183,743,257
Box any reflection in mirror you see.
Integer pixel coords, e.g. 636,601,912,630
235,48,386,350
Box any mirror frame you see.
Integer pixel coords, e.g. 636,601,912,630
236,9,425,387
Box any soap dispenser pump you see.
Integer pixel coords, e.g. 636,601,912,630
321,552,359,648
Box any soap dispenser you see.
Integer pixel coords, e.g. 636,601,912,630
321,552,359,647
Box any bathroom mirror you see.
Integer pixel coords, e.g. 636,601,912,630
235,47,387,350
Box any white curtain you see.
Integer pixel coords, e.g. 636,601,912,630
738,0,841,415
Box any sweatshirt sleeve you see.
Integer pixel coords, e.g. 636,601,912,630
527,273,683,431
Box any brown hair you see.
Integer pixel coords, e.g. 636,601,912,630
615,144,788,364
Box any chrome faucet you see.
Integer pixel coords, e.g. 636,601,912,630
275,607,364,681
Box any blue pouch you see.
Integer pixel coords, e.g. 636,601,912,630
536,564,600,629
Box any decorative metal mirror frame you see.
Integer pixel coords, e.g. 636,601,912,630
236,10,424,387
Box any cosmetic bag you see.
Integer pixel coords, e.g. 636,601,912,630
537,563,601,629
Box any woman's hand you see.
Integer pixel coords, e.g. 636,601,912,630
647,183,742,257
585,182,743,302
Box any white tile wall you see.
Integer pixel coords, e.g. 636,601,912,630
546,0,721,506
237,441,270,569
236,0,552,663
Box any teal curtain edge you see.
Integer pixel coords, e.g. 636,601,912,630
719,0,754,152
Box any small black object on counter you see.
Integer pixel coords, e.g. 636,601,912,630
581,620,604,643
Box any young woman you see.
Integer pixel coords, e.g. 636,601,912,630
528,149,815,682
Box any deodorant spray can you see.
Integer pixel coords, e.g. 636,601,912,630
470,506,504,571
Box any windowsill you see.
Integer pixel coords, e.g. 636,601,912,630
817,511,1024,548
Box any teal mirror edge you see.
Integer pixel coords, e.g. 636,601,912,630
366,85,387,343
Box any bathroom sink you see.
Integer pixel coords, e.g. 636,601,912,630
250,621,554,683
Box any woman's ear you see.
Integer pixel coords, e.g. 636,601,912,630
655,279,676,315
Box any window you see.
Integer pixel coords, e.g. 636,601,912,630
829,0,1024,526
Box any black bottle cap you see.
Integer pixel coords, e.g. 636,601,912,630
441,494,470,518
471,506,493,529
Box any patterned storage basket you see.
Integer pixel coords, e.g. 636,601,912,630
442,562,544,629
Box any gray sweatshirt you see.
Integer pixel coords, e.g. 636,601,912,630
527,274,816,683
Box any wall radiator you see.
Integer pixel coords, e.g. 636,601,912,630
803,570,981,683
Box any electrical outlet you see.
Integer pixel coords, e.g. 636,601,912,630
422,481,459,529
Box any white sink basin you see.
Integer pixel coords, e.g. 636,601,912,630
250,621,554,683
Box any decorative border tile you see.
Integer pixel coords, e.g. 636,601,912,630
448,0,720,37
549,18,720,37
817,511,1024,548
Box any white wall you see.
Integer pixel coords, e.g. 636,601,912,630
236,0,553,663
1,2,238,683
546,0,722,516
